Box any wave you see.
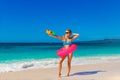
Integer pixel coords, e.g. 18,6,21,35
0,56,120,72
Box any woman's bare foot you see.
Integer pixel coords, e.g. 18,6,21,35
58,73,61,78
67,73,69,77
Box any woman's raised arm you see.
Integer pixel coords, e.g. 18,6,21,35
71,33,80,41
49,35,64,41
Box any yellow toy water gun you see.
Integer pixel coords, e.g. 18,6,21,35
45,29,55,35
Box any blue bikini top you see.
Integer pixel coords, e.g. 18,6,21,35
63,36,72,46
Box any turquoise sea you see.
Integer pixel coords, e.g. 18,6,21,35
0,42,120,72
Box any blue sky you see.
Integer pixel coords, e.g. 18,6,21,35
0,0,120,42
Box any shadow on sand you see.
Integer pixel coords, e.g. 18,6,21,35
70,70,106,76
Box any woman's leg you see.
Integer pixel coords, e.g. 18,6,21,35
67,53,73,76
58,56,66,78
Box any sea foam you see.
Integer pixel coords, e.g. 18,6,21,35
0,56,120,72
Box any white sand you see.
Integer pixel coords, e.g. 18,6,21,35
0,62,120,80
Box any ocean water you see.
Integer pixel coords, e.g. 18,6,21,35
0,43,120,72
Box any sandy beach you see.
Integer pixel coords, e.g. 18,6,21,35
0,61,120,80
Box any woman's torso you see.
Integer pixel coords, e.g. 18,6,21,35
62,36,72,49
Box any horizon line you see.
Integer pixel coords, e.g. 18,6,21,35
0,38,120,43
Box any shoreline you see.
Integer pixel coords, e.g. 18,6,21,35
1,55,120,72
0,61,120,80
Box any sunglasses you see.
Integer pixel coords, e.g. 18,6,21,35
65,32,70,34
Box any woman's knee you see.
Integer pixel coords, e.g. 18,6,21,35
68,60,71,65
59,60,63,64
59,57,65,64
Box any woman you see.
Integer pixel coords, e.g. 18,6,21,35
49,29,79,77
